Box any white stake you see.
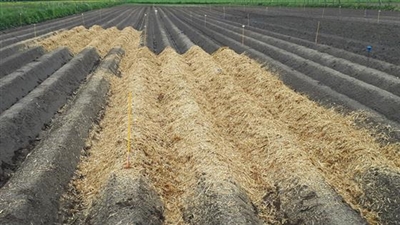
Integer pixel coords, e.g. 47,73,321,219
248,13,250,26
81,13,85,26
315,21,321,44
223,6,226,19
204,15,207,26
144,25,147,46
322,8,325,18
378,10,381,23
33,24,36,37
242,25,245,45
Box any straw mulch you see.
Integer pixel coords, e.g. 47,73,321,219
36,25,120,56
48,25,400,224
58,27,142,222
158,47,263,224
85,27,121,57
211,47,400,224
183,46,337,223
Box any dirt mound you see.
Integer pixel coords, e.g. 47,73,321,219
37,26,87,53
86,27,121,56
2,5,399,224
56,41,400,224
26,23,400,224
212,47,400,223
36,25,117,56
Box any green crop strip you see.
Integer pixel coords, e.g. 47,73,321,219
0,1,122,30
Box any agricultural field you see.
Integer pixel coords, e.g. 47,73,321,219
1,4,400,225
124,0,400,7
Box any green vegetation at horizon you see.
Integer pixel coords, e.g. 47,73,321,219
0,1,122,30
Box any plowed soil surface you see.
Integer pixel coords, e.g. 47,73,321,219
1,5,400,225
36,26,400,225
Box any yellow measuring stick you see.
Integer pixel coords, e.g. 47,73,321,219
125,92,132,169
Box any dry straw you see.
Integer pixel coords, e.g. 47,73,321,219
85,27,120,57
42,27,142,221
212,47,400,224
37,26,400,225
158,47,263,224
183,46,328,223
37,25,106,54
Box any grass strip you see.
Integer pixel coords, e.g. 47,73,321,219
0,1,122,30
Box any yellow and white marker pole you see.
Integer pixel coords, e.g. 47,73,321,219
125,92,132,169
